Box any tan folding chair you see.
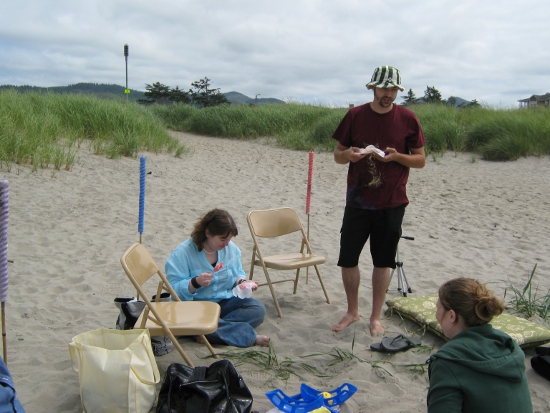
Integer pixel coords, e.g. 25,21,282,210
247,207,331,318
120,243,221,367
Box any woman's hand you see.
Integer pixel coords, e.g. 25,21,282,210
233,279,259,299
237,278,259,291
196,271,214,287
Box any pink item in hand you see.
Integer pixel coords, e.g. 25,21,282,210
233,280,254,299
213,261,224,272
239,281,254,290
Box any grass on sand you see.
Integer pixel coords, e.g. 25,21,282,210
2,89,550,174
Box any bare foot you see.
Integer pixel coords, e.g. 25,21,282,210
369,319,384,337
194,335,205,344
255,335,270,346
332,313,360,332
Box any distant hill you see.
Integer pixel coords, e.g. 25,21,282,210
402,96,474,107
446,96,470,107
0,83,285,106
0,83,146,102
224,91,285,106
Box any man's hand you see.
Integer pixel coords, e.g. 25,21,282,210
334,143,368,164
377,146,426,168
347,147,369,163
377,147,398,162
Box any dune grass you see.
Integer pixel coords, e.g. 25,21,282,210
0,90,183,173
152,101,550,161
212,341,331,383
3,88,549,174
212,340,432,385
212,327,433,385
462,108,550,160
410,104,550,160
409,104,467,154
159,102,345,151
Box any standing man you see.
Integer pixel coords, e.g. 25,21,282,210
332,66,426,336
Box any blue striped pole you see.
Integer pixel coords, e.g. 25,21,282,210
138,156,146,243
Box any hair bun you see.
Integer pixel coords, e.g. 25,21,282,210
475,295,504,322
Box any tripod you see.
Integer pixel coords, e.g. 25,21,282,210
388,235,414,297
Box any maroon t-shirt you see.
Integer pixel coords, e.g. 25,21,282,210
332,103,425,210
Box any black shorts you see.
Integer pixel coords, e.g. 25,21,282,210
337,205,405,269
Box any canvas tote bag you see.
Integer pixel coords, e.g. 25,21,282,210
69,327,160,413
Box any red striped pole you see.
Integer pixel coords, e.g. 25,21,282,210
305,151,314,283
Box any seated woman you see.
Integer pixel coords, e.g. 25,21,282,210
427,277,532,413
165,208,269,348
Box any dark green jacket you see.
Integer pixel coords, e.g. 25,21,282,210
427,324,532,413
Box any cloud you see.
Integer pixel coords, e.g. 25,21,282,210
1,0,550,107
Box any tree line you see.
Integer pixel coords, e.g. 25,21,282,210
401,86,480,108
139,77,229,108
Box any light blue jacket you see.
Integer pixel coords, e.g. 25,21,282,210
165,239,246,302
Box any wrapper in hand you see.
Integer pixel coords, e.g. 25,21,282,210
232,280,254,299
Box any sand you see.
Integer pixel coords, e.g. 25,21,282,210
3,131,550,412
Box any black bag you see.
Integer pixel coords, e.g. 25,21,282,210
531,347,550,382
114,293,174,356
114,297,146,330
156,360,253,413
114,292,172,330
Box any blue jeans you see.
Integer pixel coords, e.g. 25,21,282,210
206,297,266,347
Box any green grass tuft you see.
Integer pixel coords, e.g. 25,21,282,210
505,264,550,322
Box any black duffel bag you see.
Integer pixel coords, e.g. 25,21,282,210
156,360,253,413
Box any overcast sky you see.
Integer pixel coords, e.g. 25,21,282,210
2,1,549,108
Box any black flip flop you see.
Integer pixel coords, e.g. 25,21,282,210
381,334,421,353
370,341,386,352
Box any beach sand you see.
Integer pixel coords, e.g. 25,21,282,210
3,131,550,412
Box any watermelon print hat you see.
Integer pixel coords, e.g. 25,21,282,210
366,66,404,91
